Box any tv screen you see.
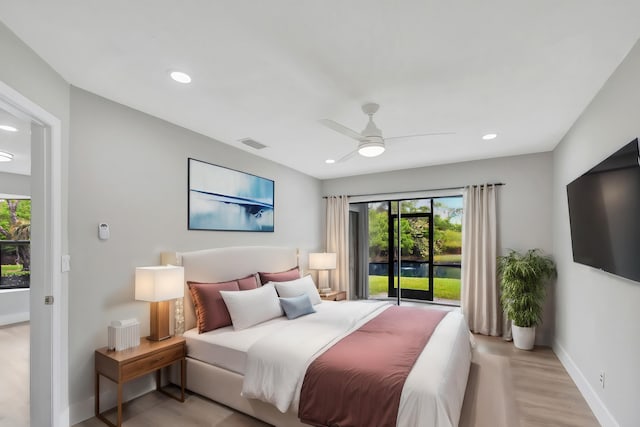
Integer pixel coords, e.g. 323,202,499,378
566,138,640,282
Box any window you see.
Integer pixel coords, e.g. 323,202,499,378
351,196,462,305
0,199,31,289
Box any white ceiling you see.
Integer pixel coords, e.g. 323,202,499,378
1,1,639,179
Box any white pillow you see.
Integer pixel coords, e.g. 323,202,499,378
220,283,283,330
272,275,322,305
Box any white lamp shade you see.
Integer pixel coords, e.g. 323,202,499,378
135,265,184,302
309,253,337,270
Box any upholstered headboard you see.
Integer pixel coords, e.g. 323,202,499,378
162,246,299,332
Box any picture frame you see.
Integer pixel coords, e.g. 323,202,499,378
188,158,274,232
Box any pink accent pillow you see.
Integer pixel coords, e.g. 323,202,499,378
187,280,240,333
237,274,260,290
259,267,300,285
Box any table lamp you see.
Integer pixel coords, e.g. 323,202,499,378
309,252,337,293
135,265,184,341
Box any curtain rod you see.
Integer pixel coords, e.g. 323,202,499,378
322,182,505,199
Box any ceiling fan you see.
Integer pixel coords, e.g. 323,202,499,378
320,103,454,162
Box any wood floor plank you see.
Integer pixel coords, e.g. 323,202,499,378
473,335,599,427
0,322,29,427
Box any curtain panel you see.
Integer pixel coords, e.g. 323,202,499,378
461,184,501,336
325,196,350,297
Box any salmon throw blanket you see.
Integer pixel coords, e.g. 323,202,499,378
298,306,447,427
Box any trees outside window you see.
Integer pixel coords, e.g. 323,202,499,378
0,199,31,288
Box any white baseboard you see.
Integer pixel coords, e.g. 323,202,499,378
0,311,29,326
553,340,618,427
58,407,70,427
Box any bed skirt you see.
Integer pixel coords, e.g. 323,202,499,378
171,357,306,427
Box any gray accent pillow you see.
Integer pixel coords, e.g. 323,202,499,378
279,294,316,320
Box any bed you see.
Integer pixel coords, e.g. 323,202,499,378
163,246,471,427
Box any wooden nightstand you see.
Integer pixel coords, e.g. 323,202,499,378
94,336,186,427
320,290,347,301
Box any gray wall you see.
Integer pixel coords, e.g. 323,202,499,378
0,21,69,246
322,152,555,343
68,87,323,421
0,288,29,325
552,40,640,427
0,172,30,196
0,20,71,425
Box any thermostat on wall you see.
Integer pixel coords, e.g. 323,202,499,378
98,223,110,240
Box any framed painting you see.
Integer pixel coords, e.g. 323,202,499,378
188,158,274,231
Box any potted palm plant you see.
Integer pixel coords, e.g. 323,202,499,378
498,249,556,350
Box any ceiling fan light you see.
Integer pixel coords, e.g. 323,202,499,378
358,141,385,157
0,151,14,162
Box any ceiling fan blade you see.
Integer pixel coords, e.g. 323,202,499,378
319,119,365,141
385,131,456,142
336,149,358,163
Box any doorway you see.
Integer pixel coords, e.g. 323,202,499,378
0,80,65,426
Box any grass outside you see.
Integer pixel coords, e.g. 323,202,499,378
1,264,25,276
433,254,461,263
369,275,460,300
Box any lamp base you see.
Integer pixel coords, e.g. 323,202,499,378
318,270,330,291
148,300,171,341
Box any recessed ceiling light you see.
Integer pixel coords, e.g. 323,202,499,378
0,125,18,132
0,151,14,162
482,133,498,140
170,71,192,84
325,159,336,164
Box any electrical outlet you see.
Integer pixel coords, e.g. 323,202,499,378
599,371,605,389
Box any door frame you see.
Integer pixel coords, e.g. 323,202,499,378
0,80,65,426
388,200,434,301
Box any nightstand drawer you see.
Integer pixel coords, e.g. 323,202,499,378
320,291,347,301
121,345,184,381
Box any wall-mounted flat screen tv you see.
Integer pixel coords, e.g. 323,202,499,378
566,138,640,283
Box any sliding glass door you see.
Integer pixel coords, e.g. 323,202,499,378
362,196,462,304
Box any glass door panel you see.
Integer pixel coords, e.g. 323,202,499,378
401,215,432,300
432,197,463,303
389,213,433,301
367,202,390,299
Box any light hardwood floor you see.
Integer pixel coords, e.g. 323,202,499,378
0,322,600,426
0,322,29,427
74,333,600,427
474,335,599,427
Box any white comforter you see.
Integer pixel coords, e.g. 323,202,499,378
242,300,389,411
241,301,472,427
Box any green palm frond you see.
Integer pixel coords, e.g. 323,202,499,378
498,249,556,328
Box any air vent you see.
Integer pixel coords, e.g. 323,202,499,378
239,138,267,150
